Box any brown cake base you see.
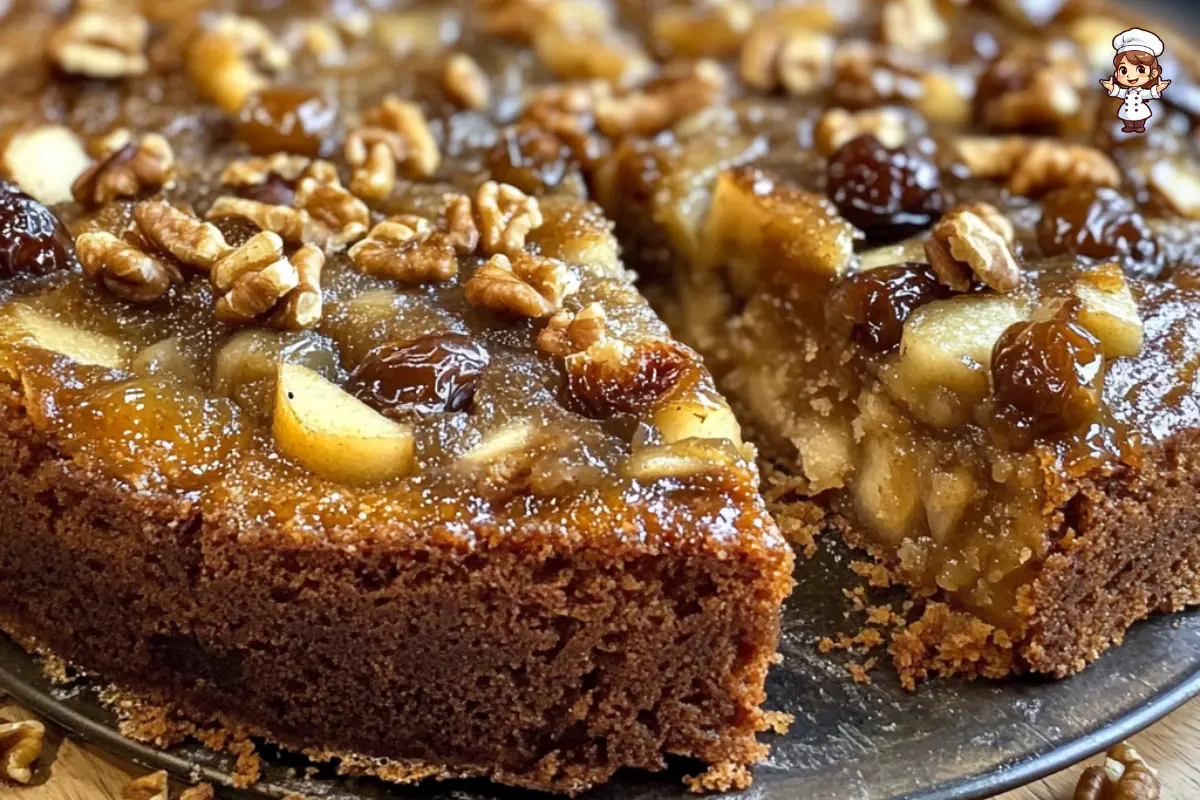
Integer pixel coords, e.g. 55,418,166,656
0,387,794,795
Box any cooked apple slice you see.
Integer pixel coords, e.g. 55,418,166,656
624,438,742,482
887,294,1029,426
700,166,854,295
273,363,414,486
0,304,125,369
131,337,197,383
852,433,923,545
653,393,742,446
1043,264,1143,359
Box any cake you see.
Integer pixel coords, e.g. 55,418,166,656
0,0,796,793
595,0,1200,683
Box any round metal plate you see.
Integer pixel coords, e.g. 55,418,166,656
3,537,1200,800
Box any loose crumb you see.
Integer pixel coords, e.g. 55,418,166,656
850,560,894,588
763,710,794,735
845,657,878,684
684,762,753,793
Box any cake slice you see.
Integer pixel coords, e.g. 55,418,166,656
595,1,1200,683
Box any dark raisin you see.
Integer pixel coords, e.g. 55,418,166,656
236,173,296,207
991,319,1104,434
826,135,944,244
237,87,338,158
1037,186,1160,273
486,123,584,197
565,340,689,418
827,263,953,353
0,180,75,279
349,333,490,417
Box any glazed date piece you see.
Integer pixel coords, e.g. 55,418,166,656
0,181,75,279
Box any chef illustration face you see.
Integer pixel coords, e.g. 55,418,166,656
1114,51,1160,89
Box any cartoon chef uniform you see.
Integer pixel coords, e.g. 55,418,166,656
1102,28,1171,133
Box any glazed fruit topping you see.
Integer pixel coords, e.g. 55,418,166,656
348,333,491,417
825,134,944,244
827,263,953,353
1036,186,1160,274
0,181,75,279
991,318,1105,435
565,339,689,419
237,87,339,158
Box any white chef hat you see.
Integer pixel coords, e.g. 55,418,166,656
1113,28,1165,58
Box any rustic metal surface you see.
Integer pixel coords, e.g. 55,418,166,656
3,537,1200,800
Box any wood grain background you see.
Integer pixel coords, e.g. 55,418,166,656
3,695,1198,800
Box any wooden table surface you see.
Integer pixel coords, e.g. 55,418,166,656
3,695,1198,800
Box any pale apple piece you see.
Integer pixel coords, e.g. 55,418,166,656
1,124,91,205
131,337,197,383
643,133,765,266
1042,266,1143,359
624,439,741,482
918,69,972,126
699,166,855,294
273,363,414,486
852,434,922,545
897,293,1027,417
527,197,621,276
1149,159,1200,220
653,394,742,446
858,237,927,271
460,420,536,464
0,304,125,369
371,9,458,56
213,329,284,397
922,466,978,545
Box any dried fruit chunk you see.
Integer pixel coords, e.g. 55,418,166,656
0,180,75,279
924,203,1019,293
187,15,290,113
349,333,490,417
1036,186,1159,268
827,263,952,353
0,719,45,784
237,87,338,158
700,166,854,293
77,231,182,303
972,42,1085,132
273,362,415,486
0,304,125,369
2,125,91,205
889,294,1029,425
486,123,585,197
827,135,944,245
72,131,176,208
1042,264,1144,359
991,318,1104,434
564,339,689,418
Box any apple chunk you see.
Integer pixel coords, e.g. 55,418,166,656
1042,265,1143,359
273,363,414,486
0,304,125,369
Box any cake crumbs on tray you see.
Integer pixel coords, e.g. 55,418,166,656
683,762,754,794
763,709,794,735
845,658,878,684
850,560,895,588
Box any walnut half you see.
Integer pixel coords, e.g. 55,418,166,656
73,131,176,208
0,719,45,784
348,216,458,283
924,203,1019,293
210,231,307,326
465,252,578,318
77,231,183,303
123,770,168,800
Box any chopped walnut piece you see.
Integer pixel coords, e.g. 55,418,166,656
974,41,1086,132
210,231,301,325
443,53,490,111
880,0,947,53
740,18,835,95
206,196,320,246
594,59,727,138
178,784,216,800
294,176,369,249
220,154,330,189
473,181,544,255
0,719,45,784
466,252,578,318
445,193,480,254
814,108,908,157
537,302,608,357
348,217,458,283
346,96,440,199
48,7,149,79
477,0,610,42
73,132,175,208
123,770,168,800
187,15,291,113
522,80,612,139
955,137,1120,198
924,203,1019,293
134,200,232,271
268,244,324,330
651,1,753,59
831,41,925,109
77,231,183,303
534,26,653,87
1073,743,1160,800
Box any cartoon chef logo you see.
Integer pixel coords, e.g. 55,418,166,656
1100,28,1171,134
